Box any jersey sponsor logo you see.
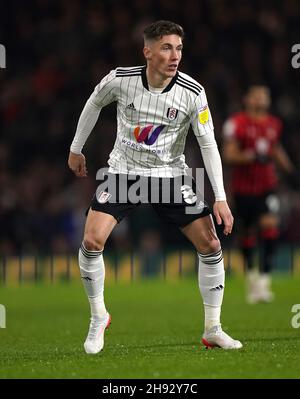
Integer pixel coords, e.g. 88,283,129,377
133,125,165,145
97,190,112,204
198,105,209,124
166,107,178,120
121,138,167,154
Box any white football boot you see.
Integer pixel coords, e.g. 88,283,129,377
247,271,274,304
246,269,261,304
84,312,111,354
257,273,274,303
202,325,243,349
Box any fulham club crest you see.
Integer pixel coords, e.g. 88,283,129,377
97,191,112,204
167,107,178,121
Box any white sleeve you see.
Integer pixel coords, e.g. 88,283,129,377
222,118,237,140
196,130,226,201
190,89,226,201
70,70,117,154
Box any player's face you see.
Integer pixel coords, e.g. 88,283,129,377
144,34,183,79
245,87,271,112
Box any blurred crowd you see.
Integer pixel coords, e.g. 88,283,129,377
1,0,300,254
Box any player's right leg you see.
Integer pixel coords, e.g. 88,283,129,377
79,209,117,354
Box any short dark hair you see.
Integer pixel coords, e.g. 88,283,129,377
143,20,184,42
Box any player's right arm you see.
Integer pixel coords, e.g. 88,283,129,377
68,70,117,177
222,118,256,165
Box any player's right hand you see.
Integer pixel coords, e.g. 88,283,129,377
213,201,234,236
68,151,88,177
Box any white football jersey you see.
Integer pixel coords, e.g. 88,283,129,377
72,65,215,178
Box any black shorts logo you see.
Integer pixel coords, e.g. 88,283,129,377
97,191,112,204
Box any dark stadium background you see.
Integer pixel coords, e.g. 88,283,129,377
1,1,300,383
0,0,299,277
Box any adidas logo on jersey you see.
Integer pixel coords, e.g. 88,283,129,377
127,102,136,110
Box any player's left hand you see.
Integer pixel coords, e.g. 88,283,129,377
68,151,88,177
213,201,234,235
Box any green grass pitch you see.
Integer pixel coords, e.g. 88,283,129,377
0,276,299,379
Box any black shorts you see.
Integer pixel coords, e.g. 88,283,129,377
234,192,280,227
87,173,211,228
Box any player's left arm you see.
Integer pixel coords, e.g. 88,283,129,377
190,89,233,235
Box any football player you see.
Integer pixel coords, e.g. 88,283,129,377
223,85,294,303
69,20,242,353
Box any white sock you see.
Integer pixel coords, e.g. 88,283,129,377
204,305,221,331
198,250,225,332
79,243,107,320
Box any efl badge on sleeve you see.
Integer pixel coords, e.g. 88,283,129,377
198,105,209,124
97,191,112,204
167,107,178,121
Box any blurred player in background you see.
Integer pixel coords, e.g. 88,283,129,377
223,85,294,304
68,20,242,354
